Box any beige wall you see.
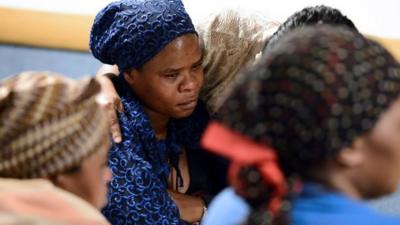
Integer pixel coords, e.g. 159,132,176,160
0,7,93,51
0,6,399,61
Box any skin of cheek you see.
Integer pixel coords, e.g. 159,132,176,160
358,100,400,197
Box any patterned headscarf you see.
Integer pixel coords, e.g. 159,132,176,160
0,72,109,178
90,0,196,71
202,25,400,209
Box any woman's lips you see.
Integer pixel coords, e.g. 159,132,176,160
177,99,197,110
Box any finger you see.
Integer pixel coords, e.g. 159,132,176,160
105,102,122,143
114,98,125,113
110,112,122,143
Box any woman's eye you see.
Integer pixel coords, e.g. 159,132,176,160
165,73,179,78
192,64,202,71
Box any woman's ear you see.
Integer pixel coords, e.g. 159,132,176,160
336,137,366,168
123,69,139,86
47,173,73,191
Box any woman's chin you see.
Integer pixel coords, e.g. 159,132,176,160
172,108,196,119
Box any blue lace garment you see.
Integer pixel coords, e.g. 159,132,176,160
102,76,209,225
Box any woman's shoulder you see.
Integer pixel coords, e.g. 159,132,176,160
202,187,250,225
292,183,400,225
0,178,110,225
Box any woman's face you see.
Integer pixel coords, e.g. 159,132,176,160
124,33,204,119
55,140,112,209
356,99,400,198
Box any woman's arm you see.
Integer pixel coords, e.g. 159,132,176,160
97,64,120,76
168,190,205,223
95,64,123,143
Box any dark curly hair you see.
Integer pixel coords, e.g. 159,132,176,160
264,5,357,51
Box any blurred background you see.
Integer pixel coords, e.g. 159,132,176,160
0,0,400,214
0,0,399,79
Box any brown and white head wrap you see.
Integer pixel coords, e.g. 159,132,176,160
0,72,109,178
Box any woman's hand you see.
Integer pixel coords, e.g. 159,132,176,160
96,64,123,143
168,190,205,223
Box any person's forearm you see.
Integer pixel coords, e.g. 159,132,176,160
96,64,119,77
95,64,123,143
95,64,119,99
168,190,205,223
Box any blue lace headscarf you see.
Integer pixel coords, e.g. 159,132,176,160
90,0,197,71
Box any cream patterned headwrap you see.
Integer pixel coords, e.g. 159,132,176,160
198,10,278,113
0,72,109,178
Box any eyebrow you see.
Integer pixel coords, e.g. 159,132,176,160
191,56,203,67
162,68,180,74
161,55,203,74
195,52,204,63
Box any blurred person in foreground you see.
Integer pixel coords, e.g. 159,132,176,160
201,25,400,225
0,72,112,225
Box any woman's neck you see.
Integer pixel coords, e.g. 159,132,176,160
144,108,169,140
304,164,363,200
322,171,363,200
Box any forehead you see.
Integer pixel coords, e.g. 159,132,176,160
86,138,110,163
376,98,400,126
141,33,201,70
364,98,400,142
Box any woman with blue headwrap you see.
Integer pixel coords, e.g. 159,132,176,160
89,0,226,224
